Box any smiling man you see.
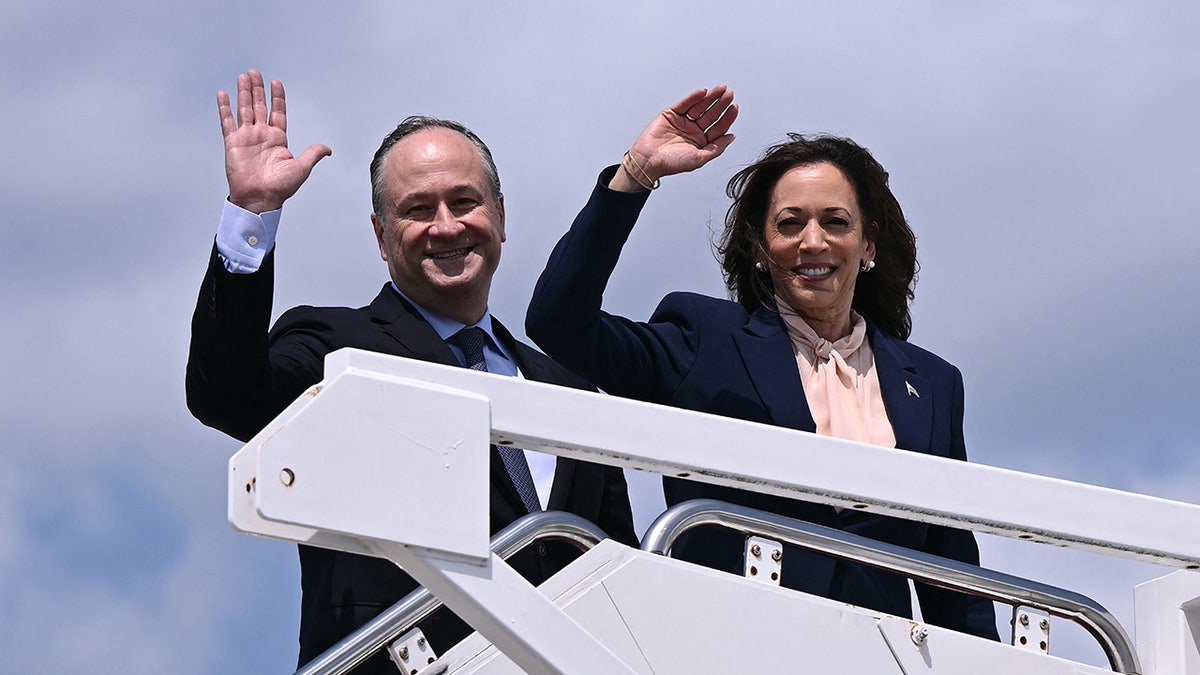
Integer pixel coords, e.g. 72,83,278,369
185,70,635,673
369,123,506,326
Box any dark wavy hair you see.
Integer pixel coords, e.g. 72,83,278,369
717,134,918,340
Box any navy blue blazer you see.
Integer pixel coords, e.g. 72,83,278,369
187,244,637,672
527,167,998,640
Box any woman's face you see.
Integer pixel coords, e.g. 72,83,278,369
759,162,875,334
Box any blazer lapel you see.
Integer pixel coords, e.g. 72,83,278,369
732,306,816,432
869,324,933,453
366,284,460,367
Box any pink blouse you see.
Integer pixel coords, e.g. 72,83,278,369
775,296,897,449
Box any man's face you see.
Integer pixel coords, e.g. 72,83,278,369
371,127,505,324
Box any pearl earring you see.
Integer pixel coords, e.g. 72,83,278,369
860,260,875,272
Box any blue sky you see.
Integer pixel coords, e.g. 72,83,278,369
2,2,1198,671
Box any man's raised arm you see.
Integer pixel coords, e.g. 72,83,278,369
187,70,332,440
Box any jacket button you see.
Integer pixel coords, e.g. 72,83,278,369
536,542,547,557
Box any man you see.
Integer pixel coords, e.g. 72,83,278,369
186,70,636,673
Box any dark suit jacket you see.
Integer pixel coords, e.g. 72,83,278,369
186,245,637,672
526,167,998,640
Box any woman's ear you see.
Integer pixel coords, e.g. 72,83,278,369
864,221,878,260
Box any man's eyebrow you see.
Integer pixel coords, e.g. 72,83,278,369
399,184,483,200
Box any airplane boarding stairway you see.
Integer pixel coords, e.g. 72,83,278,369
227,348,1200,674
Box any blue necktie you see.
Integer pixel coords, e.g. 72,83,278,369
451,327,541,513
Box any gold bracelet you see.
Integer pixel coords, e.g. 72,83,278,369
622,151,660,190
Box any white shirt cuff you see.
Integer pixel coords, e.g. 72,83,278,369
215,200,282,273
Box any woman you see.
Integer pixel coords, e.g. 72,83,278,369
526,86,998,639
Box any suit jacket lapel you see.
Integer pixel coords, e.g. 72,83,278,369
366,284,460,367
732,306,817,432
731,307,935,454
869,324,933,453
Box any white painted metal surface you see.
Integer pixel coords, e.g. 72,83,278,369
1136,570,1200,674
229,364,637,675
228,348,1200,673
321,348,1200,568
228,371,493,563
434,541,1116,674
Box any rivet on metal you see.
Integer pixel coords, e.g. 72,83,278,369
399,646,409,660
771,549,782,562
1039,618,1049,631
1019,613,1030,627
279,468,295,487
750,544,761,557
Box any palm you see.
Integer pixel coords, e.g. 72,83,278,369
634,117,713,175
224,125,308,204
218,70,331,213
630,86,738,180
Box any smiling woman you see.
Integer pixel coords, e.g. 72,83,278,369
526,88,1000,641
759,163,876,340
720,133,917,343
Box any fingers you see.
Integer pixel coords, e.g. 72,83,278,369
250,69,269,129
668,88,713,118
228,69,288,132
704,101,738,143
270,79,287,132
297,144,334,172
662,85,738,151
674,85,729,124
688,86,735,134
216,90,236,138
704,132,736,158
236,72,253,129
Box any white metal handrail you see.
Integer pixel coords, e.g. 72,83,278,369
296,511,610,675
308,349,1200,569
642,499,1139,674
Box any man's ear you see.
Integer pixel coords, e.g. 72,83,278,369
371,213,388,261
497,194,506,243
